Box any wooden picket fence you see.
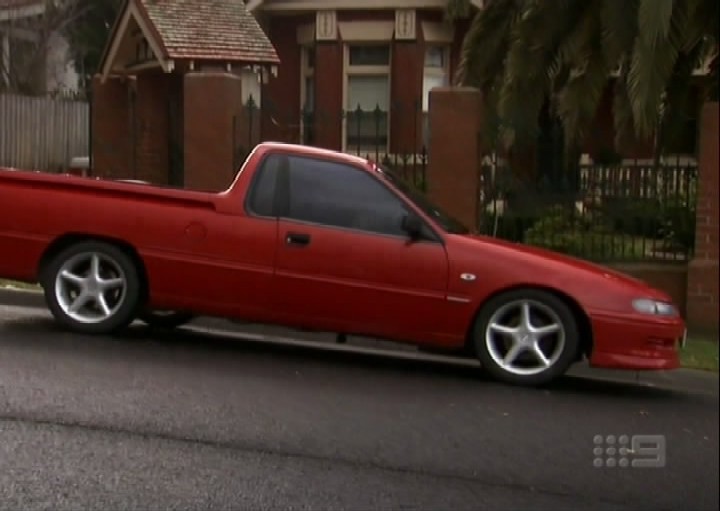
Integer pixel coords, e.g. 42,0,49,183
0,92,89,172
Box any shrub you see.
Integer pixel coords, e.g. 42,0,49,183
523,204,642,260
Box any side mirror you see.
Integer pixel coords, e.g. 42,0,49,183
401,213,424,240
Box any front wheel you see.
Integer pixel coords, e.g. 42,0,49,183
42,241,143,335
138,310,194,330
472,289,580,386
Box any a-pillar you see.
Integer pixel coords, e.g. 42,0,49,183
686,101,719,334
426,87,483,232
183,71,244,192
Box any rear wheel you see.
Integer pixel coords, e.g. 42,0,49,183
472,289,580,386
138,310,194,330
41,241,143,335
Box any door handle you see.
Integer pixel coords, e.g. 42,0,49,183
285,232,311,247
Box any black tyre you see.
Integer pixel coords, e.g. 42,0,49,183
138,310,194,330
41,240,143,335
472,289,580,386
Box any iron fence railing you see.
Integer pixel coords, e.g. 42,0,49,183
478,157,699,263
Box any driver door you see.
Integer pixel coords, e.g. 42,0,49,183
271,154,452,341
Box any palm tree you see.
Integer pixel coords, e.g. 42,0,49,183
446,0,719,157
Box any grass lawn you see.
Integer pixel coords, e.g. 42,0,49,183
0,278,40,291
681,337,719,373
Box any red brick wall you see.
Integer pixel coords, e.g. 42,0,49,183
426,87,482,231
609,263,689,317
686,102,719,333
261,15,307,143
390,39,423,153
90,75,131,179
183,71,245,192
91,73,177,184
314,41,344,150
134,72,171,184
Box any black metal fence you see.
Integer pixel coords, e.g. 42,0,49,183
232,97,428,191
478,156,699,262
234,97,700,263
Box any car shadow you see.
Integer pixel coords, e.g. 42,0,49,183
0,315,694,400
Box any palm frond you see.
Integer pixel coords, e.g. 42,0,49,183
627,0,685,139
658,42,707,154
555,4,610,153
686,0,719,101
454,0,522,88
638,0,674,47
599,0,639,69
498,0,592,145
612,57,635,151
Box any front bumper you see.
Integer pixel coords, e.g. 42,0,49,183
588,312,686,371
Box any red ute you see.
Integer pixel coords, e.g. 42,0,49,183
0,142,686,386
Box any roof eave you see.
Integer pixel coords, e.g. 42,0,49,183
169,55,281,66
98,0,173,84
247,0,483,12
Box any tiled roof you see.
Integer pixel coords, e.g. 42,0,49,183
137,0,279,64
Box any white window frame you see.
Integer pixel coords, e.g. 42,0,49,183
299,44,315,144
342,43,392,154
422,44,450,146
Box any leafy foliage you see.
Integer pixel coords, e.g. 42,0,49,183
61,0,124,91
0,0,89,94
449,0,719,155
523,204,644,260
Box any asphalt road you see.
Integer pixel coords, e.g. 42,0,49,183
1,303,718,511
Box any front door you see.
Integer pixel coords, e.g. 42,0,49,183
271,153,451,342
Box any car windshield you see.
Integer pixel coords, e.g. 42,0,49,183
376,165,470,235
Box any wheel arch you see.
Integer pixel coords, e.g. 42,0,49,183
464,284,594,361
37,232,150,301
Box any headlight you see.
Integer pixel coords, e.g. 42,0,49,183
632,298,678,316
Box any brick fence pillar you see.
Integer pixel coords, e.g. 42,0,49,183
426,87,483,232
90,74,131,179
686,101,719,334
184,71,244,192
134,72,171,184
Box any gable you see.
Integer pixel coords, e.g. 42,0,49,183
99,0,279,82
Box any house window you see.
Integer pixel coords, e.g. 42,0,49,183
422,45,450,146
300,45,315,145
344,44,391,153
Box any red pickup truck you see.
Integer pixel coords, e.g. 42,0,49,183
0,142,686,386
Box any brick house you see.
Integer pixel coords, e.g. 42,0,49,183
245,0,705,164
92,0,279,191
245,0,481,157
93,0,707,185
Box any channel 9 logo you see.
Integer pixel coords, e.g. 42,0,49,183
593,434,666,468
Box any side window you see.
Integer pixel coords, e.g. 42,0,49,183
247,154,282,217
286,156,409,237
